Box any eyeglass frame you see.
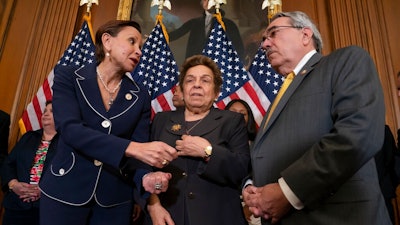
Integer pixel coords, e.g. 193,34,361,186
264,25,304,41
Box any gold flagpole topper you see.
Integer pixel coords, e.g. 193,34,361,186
262,0,282,22
207,0,227,14
151,0,172,15
80,0,99,13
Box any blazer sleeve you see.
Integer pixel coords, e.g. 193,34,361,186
198,111,251,188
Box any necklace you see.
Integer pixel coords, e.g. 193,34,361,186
185,118,205,134
97,67,122,106
185,110,210,134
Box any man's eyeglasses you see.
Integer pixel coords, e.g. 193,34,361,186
264,26,303,40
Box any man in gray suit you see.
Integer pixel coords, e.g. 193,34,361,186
242,11,391,224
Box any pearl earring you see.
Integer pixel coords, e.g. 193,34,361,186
106,52,110,57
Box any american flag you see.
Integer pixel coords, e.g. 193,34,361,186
18,17,95,134
133,22,179,118
248,47,283,115
203,18,281,126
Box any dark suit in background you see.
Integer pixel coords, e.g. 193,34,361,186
0,110,10,166
169,11,244,61
375,125,400,224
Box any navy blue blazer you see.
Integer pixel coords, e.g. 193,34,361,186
148,107,250,225
1,129,58,210
39,63,152,207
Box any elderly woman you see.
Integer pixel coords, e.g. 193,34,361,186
1,101,57,225
146,55,250,225
39,20,178,225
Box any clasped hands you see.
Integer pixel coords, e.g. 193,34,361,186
9,180,40,202
242,183,292,224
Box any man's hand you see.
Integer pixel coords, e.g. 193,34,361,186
243,183,292,224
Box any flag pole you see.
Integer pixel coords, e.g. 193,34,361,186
209,0,227,31
80,0,99,15
79,0,98,43
151,0,171,43
262,0,282,23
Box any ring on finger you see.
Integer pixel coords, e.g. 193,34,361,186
155,183,163,190
162,159,168,166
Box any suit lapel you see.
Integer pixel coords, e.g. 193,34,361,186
254,53,322,147
165,108,221,137
75,65,140,119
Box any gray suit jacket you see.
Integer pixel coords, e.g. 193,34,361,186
252,46,391,224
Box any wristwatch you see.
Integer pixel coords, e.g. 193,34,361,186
204,145,212,161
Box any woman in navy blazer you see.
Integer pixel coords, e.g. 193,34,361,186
39,20,177,225
146,55,250,225
1,101,58,225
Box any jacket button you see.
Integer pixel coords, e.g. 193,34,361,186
101,120,111,128
125,93,133,100
59,168,65,175
94,160,103,166
188,192,195,199
182,172,187,177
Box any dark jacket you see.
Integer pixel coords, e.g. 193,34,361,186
169,11,244,60
148,107,250,225
1,129,58,210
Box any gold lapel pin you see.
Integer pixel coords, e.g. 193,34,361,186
171,124,181,132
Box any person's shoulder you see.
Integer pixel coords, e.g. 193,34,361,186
19,129,42,141
154,110,177,119
211,107,242,119
328,45,370,58
0,110,9,119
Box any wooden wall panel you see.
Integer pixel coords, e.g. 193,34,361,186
0,0,80,151
327,0,399,133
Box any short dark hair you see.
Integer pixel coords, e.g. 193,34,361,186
225,99,257,141
179,55,223,96
95,20,142,63
45,100,52,106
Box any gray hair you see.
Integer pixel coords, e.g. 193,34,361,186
271,11,323,53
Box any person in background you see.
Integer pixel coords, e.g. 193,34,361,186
0,109,10,167
242,11,391,224
374,125,399,224
169,0,244,60
146,55,250,225
39,20,178,225
225,99,260,225
172,85,185,108
225,99,257,144
1,101,57,225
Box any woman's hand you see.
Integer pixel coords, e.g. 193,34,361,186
126,141,178,168
175,134,211,158
131,203,141,222
147,194,175,225
9,179,40,202
142,171,172,194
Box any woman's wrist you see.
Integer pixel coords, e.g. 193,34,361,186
8,179,18,191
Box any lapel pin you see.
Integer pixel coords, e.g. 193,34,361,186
300,69,307,75
171,124,181,132
125,93,132,100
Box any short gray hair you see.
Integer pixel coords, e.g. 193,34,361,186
271,11,323,53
